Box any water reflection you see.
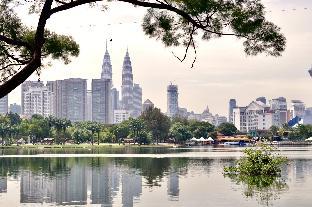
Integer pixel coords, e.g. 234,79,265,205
1,157,312,206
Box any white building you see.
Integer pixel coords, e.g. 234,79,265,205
113,110,131,124
22,86,53,117
233,101,279,133
269,97,287,126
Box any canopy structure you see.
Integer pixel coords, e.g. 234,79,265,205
207,137,214,141
190,137,198,141
199,137,206,142
305,137,312,141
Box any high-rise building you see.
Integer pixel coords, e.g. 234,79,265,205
86,90,92,121
9,103,21,115
228,99,237,123
21,81,44,114
132,83,142,117
142,99,154,112
121,49,134,112
269,97,287,126
256,97,266,105
54,78,87,122
111,88,120,111
289,100,305,119
167,171,179,200
0,176,7,193
303,108,312,125
22,86,53,117
0,95,8,115
167,83,179,118
101,41,113,80
92,79,112,124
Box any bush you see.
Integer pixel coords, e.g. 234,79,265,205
224,145,287,176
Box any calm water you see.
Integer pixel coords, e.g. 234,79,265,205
1,146,312,206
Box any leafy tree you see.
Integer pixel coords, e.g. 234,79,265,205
217,122,237,136
189,120,215,138
111,121,130,143
72,128,92,144
0,0,286,98
169,122,192,143
128,118,146,141
269,125,279,136
0,115,10,145
140,107,170,143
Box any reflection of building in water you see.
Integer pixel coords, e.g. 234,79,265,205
20,166,87,205
0,176,7,193
55,166,87,205
91,165,120,205
122,170,142,207
167,171,179,200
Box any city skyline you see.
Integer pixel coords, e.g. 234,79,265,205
5,0,312,115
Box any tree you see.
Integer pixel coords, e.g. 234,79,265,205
269,125,279,136
189,120,215,138
169,122,192,143
217,122,237,136
140,107,170,143
128,118,146,142
0,0,286,98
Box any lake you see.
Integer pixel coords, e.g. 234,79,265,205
1,146,312,206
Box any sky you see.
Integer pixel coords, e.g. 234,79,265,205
8,0,312,116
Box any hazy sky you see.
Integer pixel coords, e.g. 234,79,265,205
8,0,312,116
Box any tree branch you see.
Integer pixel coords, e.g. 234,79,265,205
0,35,31,49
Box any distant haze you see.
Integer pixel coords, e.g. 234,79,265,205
8,0,312,116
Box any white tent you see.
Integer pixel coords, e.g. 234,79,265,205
199,137,206,142
207,137,214,141
305,137,312,141
190,137,197,141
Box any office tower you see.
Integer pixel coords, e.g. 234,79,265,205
54,78,87,122
167,83,179,118
111,88,120,111
22,86,53,117
142,99,154,112
9,103,21,115
256,97,266,105
132,83,142,117
269,97,287,126
21,81,44,114
121,49,134,112
228,99,237,123
86,90,92,121
92,79,112,123
0,95,8,115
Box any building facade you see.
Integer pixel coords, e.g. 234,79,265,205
92,79,112,124
21,81,44,115
111,88,120,112
86,90,92,121
132,83,142,117
167,83,179,118
269,97,287,126
23,86,53,117
0,95,8,115
53,78,87,122
113,110,131,124
142,99,154,112
9,103,21,115
228,99,237,123
289,100,305,119
233,101,280,133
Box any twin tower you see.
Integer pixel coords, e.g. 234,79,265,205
94,43,142,123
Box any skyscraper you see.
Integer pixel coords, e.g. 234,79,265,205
86,90,92,121
9,103,21,115
228,99,237,123
269,97,287,126
167,83,179,118
92,79,112,123
132,83,142,117
53,78,87,122
142,99,154,112
101,41,113,80
0,95,8,115
121,49,134,112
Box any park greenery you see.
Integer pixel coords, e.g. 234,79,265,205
0,0,286,98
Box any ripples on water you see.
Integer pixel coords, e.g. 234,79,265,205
0,146,312,206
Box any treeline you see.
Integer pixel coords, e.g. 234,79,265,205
268,124,312,140
0,107,237,146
